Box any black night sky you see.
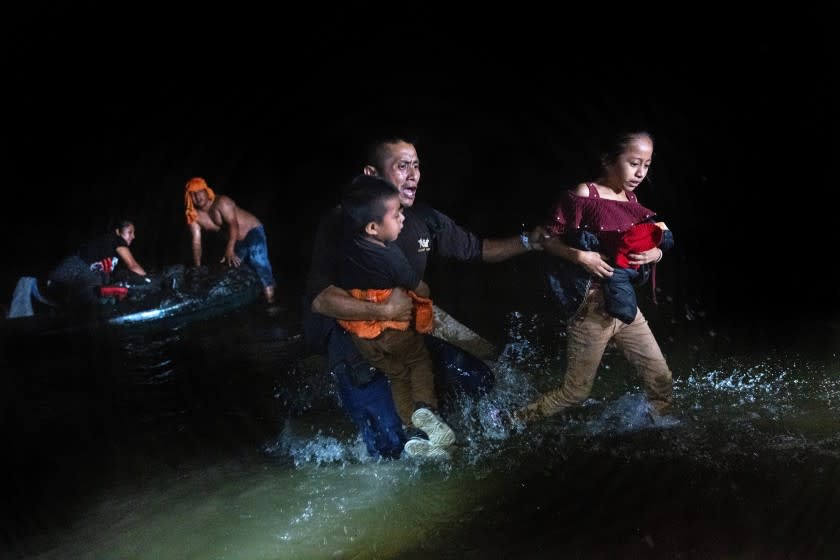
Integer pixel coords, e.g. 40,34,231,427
4,8,836,326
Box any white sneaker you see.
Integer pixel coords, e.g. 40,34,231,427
411,407,456,448
403,437,450,460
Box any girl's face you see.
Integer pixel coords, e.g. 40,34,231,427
607,134,653,192
117,224,136,246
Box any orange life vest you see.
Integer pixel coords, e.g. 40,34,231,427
338,289,433,339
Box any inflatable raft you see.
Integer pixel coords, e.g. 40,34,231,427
3,264,263,336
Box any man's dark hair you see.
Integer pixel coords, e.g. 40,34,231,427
363,133,419,171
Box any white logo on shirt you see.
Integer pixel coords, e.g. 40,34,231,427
417,238,430,252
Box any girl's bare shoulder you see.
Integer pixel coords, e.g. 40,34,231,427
571,182,591,197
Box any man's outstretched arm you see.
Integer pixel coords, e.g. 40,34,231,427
481,225,548,263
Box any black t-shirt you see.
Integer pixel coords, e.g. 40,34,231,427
392,203,483,278
78,232,127,264
305,202,483,304
338,236,420,292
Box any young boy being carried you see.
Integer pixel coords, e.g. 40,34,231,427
336,174,456,459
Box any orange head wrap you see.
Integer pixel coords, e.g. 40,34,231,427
184,177,216,224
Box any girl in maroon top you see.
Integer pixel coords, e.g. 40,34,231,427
516,131,674,422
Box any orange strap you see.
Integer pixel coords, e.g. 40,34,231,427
184,177,216,225
338,288,434,339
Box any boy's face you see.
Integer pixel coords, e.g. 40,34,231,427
373,195,405,242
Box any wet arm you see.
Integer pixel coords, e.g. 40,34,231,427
189,222,203,267
218,198,240,265
481,225,548,263
115,246,147,276
543,235,614,279
311,284,413,322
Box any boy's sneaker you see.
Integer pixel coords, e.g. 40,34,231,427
403,436,450,460
411,407,456,448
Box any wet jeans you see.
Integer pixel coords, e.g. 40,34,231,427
328,326,405,459
333,365,406,460
531,286,672,416
234,225,275,289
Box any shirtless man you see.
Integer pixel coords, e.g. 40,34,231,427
184,177,277,304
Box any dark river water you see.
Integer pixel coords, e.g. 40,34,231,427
2,283,839,559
